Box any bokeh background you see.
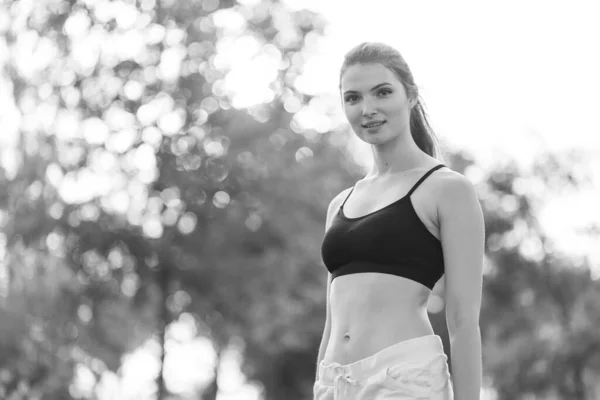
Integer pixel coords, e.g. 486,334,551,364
1,0,599,399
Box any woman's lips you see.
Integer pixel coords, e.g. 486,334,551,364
362,121,386,130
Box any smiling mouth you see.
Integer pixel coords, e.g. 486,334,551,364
362,121,386,128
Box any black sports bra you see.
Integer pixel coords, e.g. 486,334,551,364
320,164,446,290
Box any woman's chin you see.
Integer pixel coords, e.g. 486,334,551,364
360,133,387,144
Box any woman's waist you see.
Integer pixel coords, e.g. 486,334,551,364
329,306,432,338
324,328,437,366
325,312,434,365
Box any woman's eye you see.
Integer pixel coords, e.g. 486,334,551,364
345,90,389,103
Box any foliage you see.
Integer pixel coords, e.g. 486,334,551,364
0,1,599,400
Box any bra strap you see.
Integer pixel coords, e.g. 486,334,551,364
340,186,355,209
405,164,446,197
341,173,368,209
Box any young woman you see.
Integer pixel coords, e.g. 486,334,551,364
314,42,485,400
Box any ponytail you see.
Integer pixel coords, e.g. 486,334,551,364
409,98,443,160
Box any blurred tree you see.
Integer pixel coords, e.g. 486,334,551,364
468,150,600,400
2,0,600,400
1,0,338,399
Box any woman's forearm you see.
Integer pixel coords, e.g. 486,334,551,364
449,323,482,400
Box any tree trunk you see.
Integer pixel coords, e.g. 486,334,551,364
202,348,221,400
156,265,170,400
572,363,586,400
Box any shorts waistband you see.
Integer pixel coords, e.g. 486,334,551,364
318,334,445,383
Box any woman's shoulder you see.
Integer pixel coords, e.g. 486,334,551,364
328,186,354,211
435,166,475,191
416,164,475,202
432,167,481,212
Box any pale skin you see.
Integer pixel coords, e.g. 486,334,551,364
316,63,484,399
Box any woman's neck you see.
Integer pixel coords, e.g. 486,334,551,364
369,137,429,178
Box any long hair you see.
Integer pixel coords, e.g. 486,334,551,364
339,42,444,161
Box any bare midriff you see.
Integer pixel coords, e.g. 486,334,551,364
322,272,435,366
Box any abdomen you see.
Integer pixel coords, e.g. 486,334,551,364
324,272,435,365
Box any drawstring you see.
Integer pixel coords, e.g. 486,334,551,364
332,365,359,386
327,364,360,399
333,373,358,399
337,373,358,385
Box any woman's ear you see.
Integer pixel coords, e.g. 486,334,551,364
408,96,418,110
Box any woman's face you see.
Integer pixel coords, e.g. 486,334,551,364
340,63,415,144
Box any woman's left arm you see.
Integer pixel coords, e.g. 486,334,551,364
438,174,485,400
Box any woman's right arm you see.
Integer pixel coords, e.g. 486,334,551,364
315,189,349,381
315,272,332,381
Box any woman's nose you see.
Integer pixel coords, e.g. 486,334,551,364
362,108,377,117
362,99,377,116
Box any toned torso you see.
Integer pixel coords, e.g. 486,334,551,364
322,163,448,365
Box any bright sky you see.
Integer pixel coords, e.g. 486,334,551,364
1,0,599,399
293,0,600,157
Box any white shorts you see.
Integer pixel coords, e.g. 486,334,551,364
313,334,453,400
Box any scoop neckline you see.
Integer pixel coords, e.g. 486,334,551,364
338,194,411,221
338,163,446,221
